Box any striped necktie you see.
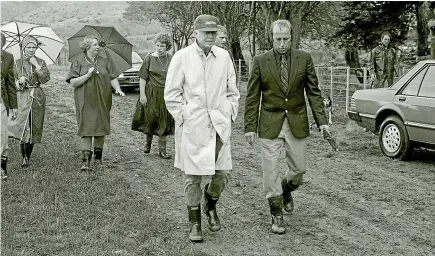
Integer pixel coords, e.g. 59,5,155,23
280,55,289,93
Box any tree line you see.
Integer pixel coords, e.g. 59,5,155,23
124,1,435,65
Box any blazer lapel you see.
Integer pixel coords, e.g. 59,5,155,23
266,50,281,90
288,49,299,94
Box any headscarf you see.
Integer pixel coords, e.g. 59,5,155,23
21,35,38,60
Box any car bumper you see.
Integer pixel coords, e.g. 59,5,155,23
348,111,377,132
118,77,140,87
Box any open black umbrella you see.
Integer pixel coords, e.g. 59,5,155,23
67,25,132,77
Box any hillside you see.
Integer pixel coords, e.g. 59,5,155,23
1,1,165,53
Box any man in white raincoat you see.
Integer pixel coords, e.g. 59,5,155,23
164,14,239,242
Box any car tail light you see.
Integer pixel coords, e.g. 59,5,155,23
350,97,356,111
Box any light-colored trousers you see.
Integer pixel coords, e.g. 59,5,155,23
80,136,105,151
258,118,307,199
184,134,229,206
1,102,9,157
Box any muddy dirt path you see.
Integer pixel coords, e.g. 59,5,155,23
43,70,435,255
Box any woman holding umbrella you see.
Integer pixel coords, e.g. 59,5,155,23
66,35,125,171
131,33,174,159
9,35,50,168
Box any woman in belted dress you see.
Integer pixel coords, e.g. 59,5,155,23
9,35,50,168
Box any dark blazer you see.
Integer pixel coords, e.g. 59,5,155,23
244,48,327,139
1,50,17,115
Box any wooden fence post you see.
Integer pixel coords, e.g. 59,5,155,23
238,59,242,90
330,66,333,104
363,67,367,89
346,66,350,113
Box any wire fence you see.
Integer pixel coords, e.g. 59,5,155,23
234,59,410,124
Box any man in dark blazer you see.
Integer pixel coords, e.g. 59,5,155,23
244,20,329,234
1,31,18,179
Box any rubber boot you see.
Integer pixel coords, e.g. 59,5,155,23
268,196,286,234
144,135,152,154
80,150,92,171
26,143,34,160
20,143,29,168
1,156,7,180
94,147,103,166
281,178,299,212
203,183,221,231
158,140,171,159
187,205,203,242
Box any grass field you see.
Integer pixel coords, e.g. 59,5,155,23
1,66,435,256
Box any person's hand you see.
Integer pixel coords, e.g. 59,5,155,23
139,93,147,105
10,109,17,121
245,132,257,146
114,89,125,97
18,76,27,85
29,57,41,70
86,67,95,77
319,124,330,134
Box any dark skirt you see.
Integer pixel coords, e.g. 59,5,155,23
131,85,175,136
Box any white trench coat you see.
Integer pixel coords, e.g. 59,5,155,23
164,42,239,175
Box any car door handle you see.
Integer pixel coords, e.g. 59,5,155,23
398,96,406,102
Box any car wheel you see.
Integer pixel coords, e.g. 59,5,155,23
379,115,412,160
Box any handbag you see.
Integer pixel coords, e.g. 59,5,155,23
131,99,147,133
131,54,151,133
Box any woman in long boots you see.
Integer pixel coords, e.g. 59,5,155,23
66,35,124,171
9,35,50,168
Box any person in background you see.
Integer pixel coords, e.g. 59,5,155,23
215,25,228,50
1,32,18,179
369,31,399,88
215,25,235,63
66,35,125,171
132,33,174,159
9,35,50,168
244,19,329,234
164,14,239,242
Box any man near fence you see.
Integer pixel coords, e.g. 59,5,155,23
1,32,18,179
369,31,399,88
164,14,239,242
419,19,435,60
244,19,328,234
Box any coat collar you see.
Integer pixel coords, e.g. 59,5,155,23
195,41,216,58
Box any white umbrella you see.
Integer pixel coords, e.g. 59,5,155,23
1,22,64,65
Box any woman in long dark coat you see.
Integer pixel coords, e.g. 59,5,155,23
9,35,50,168
66,35,125,171
132,33,174,159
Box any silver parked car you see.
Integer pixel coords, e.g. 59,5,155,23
117,52,143,89
348,60,435,160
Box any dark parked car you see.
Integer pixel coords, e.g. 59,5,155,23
348,60,435,160
117,52,143,89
